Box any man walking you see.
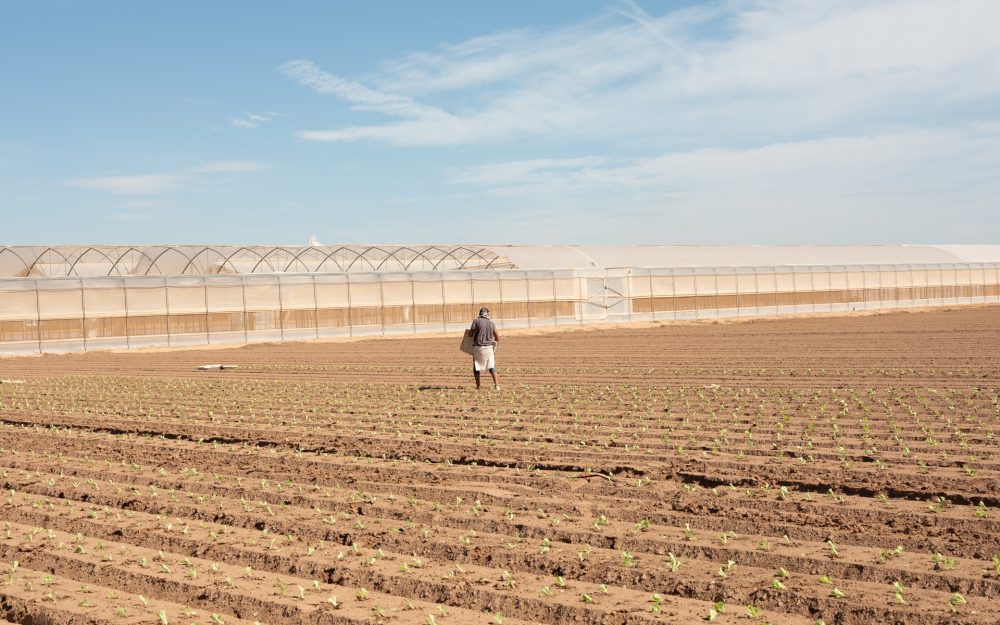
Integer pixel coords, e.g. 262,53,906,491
467,307,500,390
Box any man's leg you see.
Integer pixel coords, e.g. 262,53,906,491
473,369,481,389
489,368,499,389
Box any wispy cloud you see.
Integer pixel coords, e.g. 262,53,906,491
230,117,258,129
69,174,183,195
230,111,282,129
448,125,1000,237
280,59,448,120
610,0,690,62
69,162,267,196
450,156,608,186
283,0,1000,147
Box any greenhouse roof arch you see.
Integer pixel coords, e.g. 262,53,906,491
0,244,998,277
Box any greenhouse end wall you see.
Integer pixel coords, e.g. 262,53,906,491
1,263,998,355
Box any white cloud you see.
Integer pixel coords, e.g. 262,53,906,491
453,125,1000,193
230,111,281,129
69,174,183,195
447,124,1000,243
284,0,1000,147
230,116,258,129
449,156,607,185
69,161,266,196
280,59,450,120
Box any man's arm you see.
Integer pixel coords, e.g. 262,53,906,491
492,326,500,345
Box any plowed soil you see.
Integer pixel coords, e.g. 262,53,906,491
0,306,998,625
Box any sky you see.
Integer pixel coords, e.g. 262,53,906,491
1,0,998,246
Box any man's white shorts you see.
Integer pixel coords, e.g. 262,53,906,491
472,345,495,372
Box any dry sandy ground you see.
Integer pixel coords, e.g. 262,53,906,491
0,306,998,625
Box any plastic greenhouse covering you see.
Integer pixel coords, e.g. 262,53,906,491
1,245,998,354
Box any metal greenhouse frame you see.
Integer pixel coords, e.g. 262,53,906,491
1,245,998,354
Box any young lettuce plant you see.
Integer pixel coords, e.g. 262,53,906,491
892,581,906,604
666,553,681,573
948,593,966,613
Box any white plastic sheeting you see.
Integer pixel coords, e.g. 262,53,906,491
3,244,1000,277
494,244,1000,270
0,245,512,277
1,261,998,355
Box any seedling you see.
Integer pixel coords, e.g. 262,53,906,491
931,552,957,571
649,593,663,613
538,537,551,555
975,501,988,518
716,559,736,579
878,545,904,563
830,587,845,599
157,611,169,625
948,593,966,612
501,570,516,589
892,581,906,604
826,539,840,559
666,552,681,572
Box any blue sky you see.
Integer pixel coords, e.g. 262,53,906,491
1,0,998,245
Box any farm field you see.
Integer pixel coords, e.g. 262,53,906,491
0,306,998,625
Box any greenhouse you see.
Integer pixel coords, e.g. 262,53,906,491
1,244,998,354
